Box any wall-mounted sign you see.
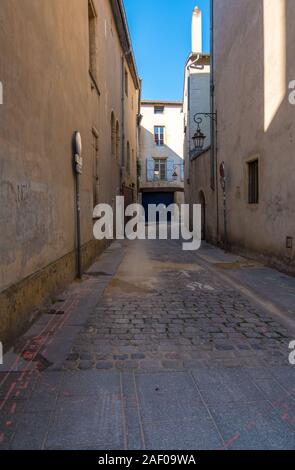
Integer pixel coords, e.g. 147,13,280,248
73,131,83,174
75,154,83,174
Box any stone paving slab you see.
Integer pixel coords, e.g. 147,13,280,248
191,367,266,404
60,370,120,397
135,372,203,422
45,394,124,450
141,413,223,450
121,372,144,450
10,411,52,450
24,371,63,412
209,401,295,450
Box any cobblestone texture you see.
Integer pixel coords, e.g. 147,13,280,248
65,240,291,372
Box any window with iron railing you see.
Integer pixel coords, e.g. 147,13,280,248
146,159,184,183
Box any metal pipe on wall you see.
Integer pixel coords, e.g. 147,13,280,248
121,54,125,177
210,0,220,243
72,131,83,279
75,171,82,278
210,0,215,191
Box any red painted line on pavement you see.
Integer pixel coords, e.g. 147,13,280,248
1,382,17,411
0,300,73,411
282,412,295,425
0,312,57,388
10,402,16,414
223,432,241,449
0,281,94,419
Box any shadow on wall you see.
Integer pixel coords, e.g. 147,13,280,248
187,0,295,269
210,0,295,270
139,126,184,183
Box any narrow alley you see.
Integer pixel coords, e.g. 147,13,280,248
1,0,295,459
1,238,295,450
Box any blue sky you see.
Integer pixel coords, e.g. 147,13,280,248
124,0,210,101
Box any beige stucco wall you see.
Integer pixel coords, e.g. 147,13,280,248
0,0,139,294
183,53,212,237
187,150,217,241
0,0,92,293
183,56,210,161
91,0,139,206
139,102,184,192
214,0,295,272
0,0,139,345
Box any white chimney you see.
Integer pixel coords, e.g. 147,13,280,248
192,6,202,53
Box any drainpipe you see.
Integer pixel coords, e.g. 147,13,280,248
187,54,201,71
211,0,220,243
210,0,215,191
121,54,125,189
136,79,143,202
186,53,200,186
72,131,83,279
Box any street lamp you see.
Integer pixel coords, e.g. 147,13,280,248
192,112,217,153
192,118,206,151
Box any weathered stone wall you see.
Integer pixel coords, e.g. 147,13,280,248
0,0,139,346
92,0,139,205
0,239,109,350
214,0,295,273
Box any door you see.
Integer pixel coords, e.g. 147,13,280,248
142,192,174,222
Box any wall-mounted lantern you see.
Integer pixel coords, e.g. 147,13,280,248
192,118,206,151
192,112,217,153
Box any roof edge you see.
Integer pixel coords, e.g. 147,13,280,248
141,100,183,106
185,51,211,67
109,0,140,90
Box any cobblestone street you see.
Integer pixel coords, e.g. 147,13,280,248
1,239,295,450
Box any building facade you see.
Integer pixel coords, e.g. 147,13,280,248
139,100,184,216
0,0,140,347
186,1,295,274
183,7,214,240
